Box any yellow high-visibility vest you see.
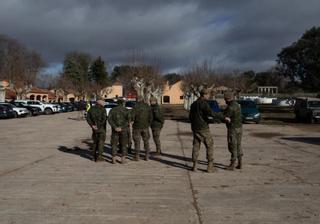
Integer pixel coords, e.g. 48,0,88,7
86,103,91,112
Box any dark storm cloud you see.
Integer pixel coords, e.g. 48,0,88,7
0,0,319,73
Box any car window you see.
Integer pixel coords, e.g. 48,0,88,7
301,101,307,107
239,101,256,108
105,104,117,108
308,101,320,107
125,101,136,107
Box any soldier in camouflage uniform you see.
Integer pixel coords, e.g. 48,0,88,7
223,91,243,170
108,99,131,164
132,96,153,161
150,97,164,156
86,100,107,162
189,89,225,173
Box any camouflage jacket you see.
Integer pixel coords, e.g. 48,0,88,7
131,102,152,129
86,105,107,132
150,104,164,129
189,98,224,131
224,100,242,129
108,105,131,131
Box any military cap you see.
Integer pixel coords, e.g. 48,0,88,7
224,91,234,100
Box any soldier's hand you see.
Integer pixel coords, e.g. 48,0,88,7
115,127,122,132
92,125,98,131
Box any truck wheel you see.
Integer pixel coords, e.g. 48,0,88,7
14,112,18,118
44,108,53,115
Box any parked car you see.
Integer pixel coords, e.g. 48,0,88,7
72,101,86,111
272,98,295,107
206,100,222,123
294,97,320,123
11,101,41,116
105,103,118,116
125,100,136,110
63,102,75,112
0,103,30,117
0,104,16,119
52,102,67,112
207,100,221,112
14,100,59,115
238,100,261,124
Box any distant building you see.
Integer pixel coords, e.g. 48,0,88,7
0,80,10,102
26,87,56,102
101,81,123,99
162,80,184,104
125,89,137,100
212,86,231,94
258,86,278,95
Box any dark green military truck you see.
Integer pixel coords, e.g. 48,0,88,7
294,97,320,123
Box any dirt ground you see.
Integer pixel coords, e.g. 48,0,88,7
0,108,319,224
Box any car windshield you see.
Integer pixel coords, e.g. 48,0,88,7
14,102,23,107
105,104,117,108
308,101,320,107
239,101,256,108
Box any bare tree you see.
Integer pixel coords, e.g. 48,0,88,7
113,50,165,103
0,34,45,99
182,60,218,109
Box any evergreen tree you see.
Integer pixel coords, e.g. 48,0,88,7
277,27,320,92
89,56,109,87
62,51,91,99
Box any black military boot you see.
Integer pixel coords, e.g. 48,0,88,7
226,160,235,171
207,161,216,173
192,161,198,172
236,157,242,169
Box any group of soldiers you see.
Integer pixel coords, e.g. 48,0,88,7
86,89,242,173
189,89,243,173
86,96,164,164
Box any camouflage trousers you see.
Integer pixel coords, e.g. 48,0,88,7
151,128,162,153
127,128,132,150
192,129,214,162
118,128,132,153
133,128,150,154
227,128,243,161
92,130,106,160
111,129,128,157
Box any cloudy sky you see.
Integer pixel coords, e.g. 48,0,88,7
1,0,319,74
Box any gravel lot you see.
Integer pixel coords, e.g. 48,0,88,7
1,111,319,224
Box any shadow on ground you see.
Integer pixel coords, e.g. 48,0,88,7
57,139,113,162
281,137,320,146
151,153,228,171
57,139,227,170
